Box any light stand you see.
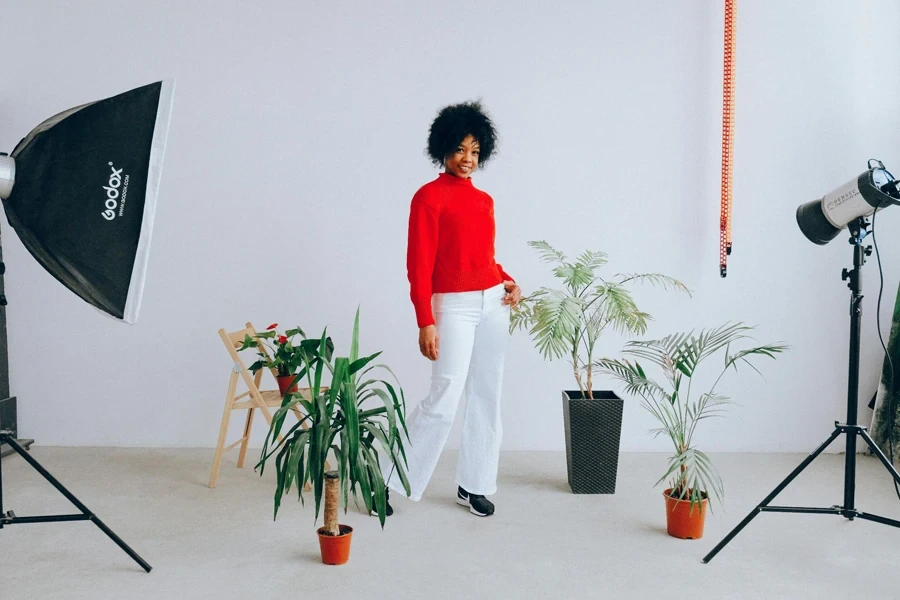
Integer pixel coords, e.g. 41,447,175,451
0,218,33,457
703,217,900,563
0,239,151,572
0,431,151,572
0,80,172,573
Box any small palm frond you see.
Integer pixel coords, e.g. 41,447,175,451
658,448,724,511
685,392,733,438
582,301,608,345
695,323,755,363
529,291,584,360
725,344,789,374
594,358,669,400
616,273,692,297
594,284,650,336
623,325,756,380
509,299,535,334
619,337,682,373
575,249,608,273
553,264,594,292
528,240,567,265
650,396,685,446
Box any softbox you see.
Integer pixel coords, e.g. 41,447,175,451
0,80,174,323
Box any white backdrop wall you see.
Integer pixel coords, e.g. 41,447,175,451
1,0,899,453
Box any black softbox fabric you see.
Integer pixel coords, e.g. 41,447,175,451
3,80,174,323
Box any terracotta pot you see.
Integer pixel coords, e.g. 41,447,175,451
663,488,708,540
276,375,299,396
317,525,353,565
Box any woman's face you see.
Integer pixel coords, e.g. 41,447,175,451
444,135,480,179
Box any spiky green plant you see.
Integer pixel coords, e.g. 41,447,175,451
255,308,410,529
510,240,690,398
596,323,787,509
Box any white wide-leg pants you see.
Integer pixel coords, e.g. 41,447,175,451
386,283,509,501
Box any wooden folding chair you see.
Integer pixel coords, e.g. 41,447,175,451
209,322,319,488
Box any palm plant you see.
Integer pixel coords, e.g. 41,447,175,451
596,323,787,509
256,308,410,530
510,240,690,398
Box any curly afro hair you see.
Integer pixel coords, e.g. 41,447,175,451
426,100,498,168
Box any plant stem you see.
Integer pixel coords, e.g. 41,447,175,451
324,470,340,535
586,335,594,399
572,348,586,399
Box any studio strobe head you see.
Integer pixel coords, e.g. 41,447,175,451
796,160,900,245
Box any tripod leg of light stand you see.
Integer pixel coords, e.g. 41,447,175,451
859,429,900,485
0,432,5,526
702,427,842,564
0,435,152,572
849,428,900,528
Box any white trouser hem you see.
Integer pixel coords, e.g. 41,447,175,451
455,482,497,496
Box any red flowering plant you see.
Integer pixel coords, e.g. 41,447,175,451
238,323,308,378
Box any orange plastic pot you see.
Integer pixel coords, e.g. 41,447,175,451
276,375,299,396
317,525,353,565
663,489,708,540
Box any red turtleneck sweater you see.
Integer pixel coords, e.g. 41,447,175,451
407,173,514,327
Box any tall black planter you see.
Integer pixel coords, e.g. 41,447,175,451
562,390,623,494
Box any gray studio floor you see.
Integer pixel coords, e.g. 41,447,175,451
1,448,899,600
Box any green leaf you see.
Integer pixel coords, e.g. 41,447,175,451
327,358,348,423
338,428,349,508
256,408,310,472
350,307,360,364
553,264,593,292
615,273,692,297
341,373,361,477
365,388,397,435
528,290,583,360
237,334,259,351
364,447,388,529
575,249,608,272
528,240,567,265
349,351,382,376
594,284,648,337
353,450,374,518
273,442,290,520
299,338,323,353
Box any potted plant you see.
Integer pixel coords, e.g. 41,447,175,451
256,308,410,565
239,323,310,395
596,323,786,539
510,240,689,494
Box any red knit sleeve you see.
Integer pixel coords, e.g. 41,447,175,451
489,193,514,283
407,191,440,327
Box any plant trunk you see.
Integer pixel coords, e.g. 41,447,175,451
586,340,593,399
586,363,593,399
572,354,586,399
324,470,340,536
676,451,688,497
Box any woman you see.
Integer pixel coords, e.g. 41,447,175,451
382,101,521,518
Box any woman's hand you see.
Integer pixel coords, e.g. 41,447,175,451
502,281,522,308
419,325,439,361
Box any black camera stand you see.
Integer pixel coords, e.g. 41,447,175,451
703,217,900,563
0,430,151,572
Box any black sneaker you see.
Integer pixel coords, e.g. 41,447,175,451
456,486,494,517
372,488,393,517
